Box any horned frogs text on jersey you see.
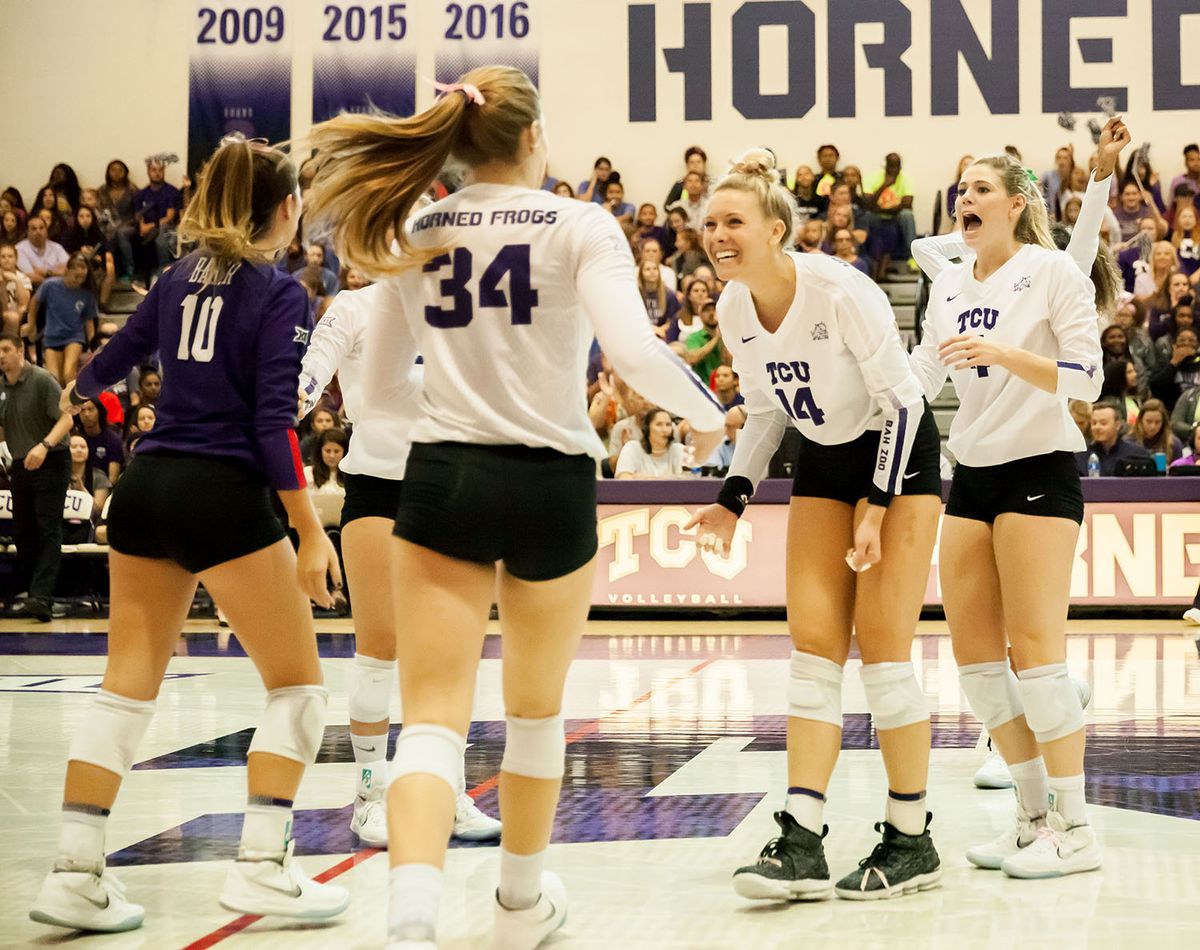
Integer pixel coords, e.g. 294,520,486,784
363,183,724,457
911,243,1102,467
720,251,927,499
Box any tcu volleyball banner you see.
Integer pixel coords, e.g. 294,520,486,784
434,0,539,88
187,1,293,176
312,2,417,121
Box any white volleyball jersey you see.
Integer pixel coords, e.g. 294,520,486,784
367,183,725,457
911,243,1102,467
721,251,927,498
299,284,423,480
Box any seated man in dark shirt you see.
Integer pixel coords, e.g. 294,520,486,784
1075,402,1152,475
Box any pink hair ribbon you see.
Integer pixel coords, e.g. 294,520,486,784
431,79,485,106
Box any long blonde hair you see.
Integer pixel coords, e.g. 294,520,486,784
177,137,297,264
712,148,799,250
305,66,540,275
971,153,1120,318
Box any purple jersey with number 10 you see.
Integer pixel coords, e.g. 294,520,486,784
75,251,311,490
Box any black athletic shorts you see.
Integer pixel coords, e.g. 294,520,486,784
107,452,286,573
341,471,403,528
790,403,942,506
394,441,598,582
946,451,1084,525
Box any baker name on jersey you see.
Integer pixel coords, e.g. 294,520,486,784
765,359,811,385
955,306,999,334
411,208,560,232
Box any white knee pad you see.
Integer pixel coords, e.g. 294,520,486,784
348,653,395,725
787,651,844,727
390,724,467,793
1017,664,1084,743
501,714,566,780
68,689,156,776
959,661,1025,731
860,662,928,731
247,685,328,765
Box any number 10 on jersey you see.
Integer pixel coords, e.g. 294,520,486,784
423,244,539,328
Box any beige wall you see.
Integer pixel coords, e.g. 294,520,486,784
4,1,1197,229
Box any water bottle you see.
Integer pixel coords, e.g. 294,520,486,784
1087,452,1101,478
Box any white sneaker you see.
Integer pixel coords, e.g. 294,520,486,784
1183,607,1200,626
219,840,350,919
492,871,567,950
1000,810,1102,879
351,796,388,848
965,805,1044,869
974,749,1014,790
29,866,144,932
454,793,502,841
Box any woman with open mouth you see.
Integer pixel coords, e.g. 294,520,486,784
688,148,944,903
910,135,1118,878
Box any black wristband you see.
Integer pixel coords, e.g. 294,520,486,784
716,475,754,517
866,485,895,509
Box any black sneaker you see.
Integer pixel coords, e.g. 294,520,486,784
24,598,52,623
835,815,942,900
732,811,832,901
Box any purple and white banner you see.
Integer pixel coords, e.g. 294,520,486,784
188,1,293,176
433,0,539,89
313,2,417,121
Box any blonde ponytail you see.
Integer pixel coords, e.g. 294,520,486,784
713,147,799,249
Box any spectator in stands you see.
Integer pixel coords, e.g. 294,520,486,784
1134,241,1179,298
1168,143,1200,203
638,259,680,338
1129,398,1183,462
1154,297,1195,365
26,253,96,385
132,366,161,408
946,154,973,223
304,428,348,495
1076,402,1151,475
552,181,574,199
1117,217,1158,291
663,206,689,257
825,204,867,252
664,146,708,210
797,219,825,253
669,171,710,227
1,188,27,226
863,152,917,272
16,216,68,291
34,186,67,240
603,179,635,229
59,206,114,306
674,277,709,340
297,243,339,298
1100,324,1141,374
125,403,156,452
631,204,668,256
1149,326,1200,412
1124,146,1166,214
48,163,81,214
60,205,103,256
1169,205,1200,281
791,165,826,221
1171,425,1200,470
133,157,182,280
1041,145,1076,220
577,156,612,204
97,159,138,280
300,405,341,464
638,237,677,292
712,364,743,411
1168,364,1200,443
340,266,370,292
831,226,872,276
615,408,684,479
1099,358,1142,426
601,381,651,476
684,300,726,380
74,396,123,484
669,227,708,279
1114,180,1166,242
67,432,111,522
1,243,31,336
815,144,840,196
1148,271,1192,339
0,332,73,619
1,210,23,244
1166,183,1196,231
1112,293,1157,371
1069,400,1093,442
825,185,868,242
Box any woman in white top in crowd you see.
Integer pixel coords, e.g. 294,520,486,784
687,150,944,903
909,134,1116,879
306,66,725,949
615,407,685,477
298,283,500,849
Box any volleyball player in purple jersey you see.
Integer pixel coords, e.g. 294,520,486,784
30,137,348,933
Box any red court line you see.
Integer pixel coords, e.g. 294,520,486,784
181,657,716,948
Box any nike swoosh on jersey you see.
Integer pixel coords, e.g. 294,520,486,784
946,293,962,302
741,335,757,344
903,471,920,479
1027,494,1045,502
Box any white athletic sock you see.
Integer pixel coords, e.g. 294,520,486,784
388,863,442,942
240,798,293,860
57,804,107,872
351,731,388,764
350,733,388,801
498,848,545,910
886,791,928,836
1009,756,1050,817
1048,773,1088,825
784,787,825,835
